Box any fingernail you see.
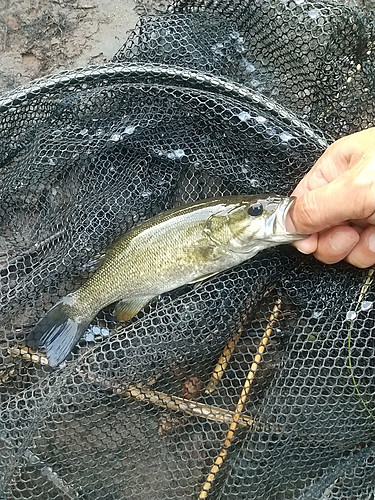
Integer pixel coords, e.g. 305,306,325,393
294,240,312,254
293,235,316,255
296,246,310,255
368,232,375,253
329,232,357,252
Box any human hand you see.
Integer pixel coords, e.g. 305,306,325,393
286,128,375,268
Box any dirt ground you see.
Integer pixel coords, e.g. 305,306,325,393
0,0,168,92
1,0,374,93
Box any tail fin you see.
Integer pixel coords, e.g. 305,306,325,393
25,300,90,368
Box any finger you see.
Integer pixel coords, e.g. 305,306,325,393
350,214,375,228
291,162,330,198
312,226,360,265
345,225,375,268
285,213,317,253
289,169,373,234
292,234,318,255
291,138,353,198
292,128,375,199
350,219,371,229
365,210,375,226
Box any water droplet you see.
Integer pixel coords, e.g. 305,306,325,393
84,332,95,342
249,179,260,188
295,0,305,4
243,59,255,73
345,310,357,321
101,328,110,338
360,301,373,311
141,190,152,199
237,111,251,122
167,149,185,159
124,125,136,135
211,42,224,56
280,132,295,142
308,8,320,20
312,310,323,318
92,326,101,335
109,133,122,142
266,127,277,137
255,115,267,124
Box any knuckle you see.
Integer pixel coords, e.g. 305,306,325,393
350,174,375,220
296,192,321,232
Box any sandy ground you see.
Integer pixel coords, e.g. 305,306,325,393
0,0,167,92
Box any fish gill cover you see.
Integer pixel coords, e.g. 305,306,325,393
0,0,374,499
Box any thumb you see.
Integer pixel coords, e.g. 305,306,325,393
288,177,358,233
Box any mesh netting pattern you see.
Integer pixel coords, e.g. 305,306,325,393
0,0,375,499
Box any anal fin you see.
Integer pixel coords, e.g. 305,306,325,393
114,297,152,322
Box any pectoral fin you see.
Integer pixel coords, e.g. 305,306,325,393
114,297,152,322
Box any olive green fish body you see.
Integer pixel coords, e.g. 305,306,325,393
26,194,305,367
73,198,264,319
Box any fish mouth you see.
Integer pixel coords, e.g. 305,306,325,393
269,196,307,242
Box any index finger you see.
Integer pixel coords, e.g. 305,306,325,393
291,145,344,198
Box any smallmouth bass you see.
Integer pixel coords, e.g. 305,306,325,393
25,194,305,368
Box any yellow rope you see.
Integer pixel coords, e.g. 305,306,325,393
199,299,282,499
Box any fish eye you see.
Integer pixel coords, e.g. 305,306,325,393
247,202,264,217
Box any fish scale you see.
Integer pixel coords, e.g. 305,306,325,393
25,194,304,368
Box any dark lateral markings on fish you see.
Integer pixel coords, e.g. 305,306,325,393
25,194,306,368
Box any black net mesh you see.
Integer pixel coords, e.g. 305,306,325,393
1,0,375,499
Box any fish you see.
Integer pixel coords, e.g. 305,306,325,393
84,249,298,384
25,194,306,368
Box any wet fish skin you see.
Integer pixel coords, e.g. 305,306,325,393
86,248,297,384
25,194,305,368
